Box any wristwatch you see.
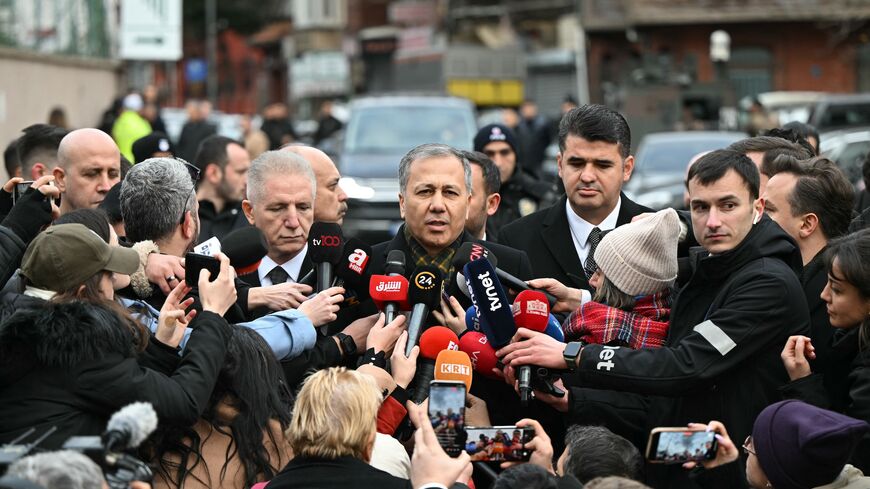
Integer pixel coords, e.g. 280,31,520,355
563,341,584,371
336,333,357,358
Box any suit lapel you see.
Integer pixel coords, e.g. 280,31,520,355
542,197,585,288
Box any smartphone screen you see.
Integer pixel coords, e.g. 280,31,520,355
11,181,34,205
185,252,221,286
465,426,533,462
647,429,717,464
428,381,466,457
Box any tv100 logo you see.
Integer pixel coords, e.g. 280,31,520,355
312,234,341,247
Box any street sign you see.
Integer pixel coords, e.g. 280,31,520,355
119,0,183,61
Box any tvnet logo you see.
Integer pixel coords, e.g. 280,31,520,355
375,280,404,292
312,235,341,247
347,248,369,274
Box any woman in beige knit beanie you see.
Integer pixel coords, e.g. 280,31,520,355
532,208,681,349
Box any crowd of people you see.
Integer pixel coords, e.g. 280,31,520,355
0,97,868,489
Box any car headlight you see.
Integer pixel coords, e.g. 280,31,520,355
339,177,376,200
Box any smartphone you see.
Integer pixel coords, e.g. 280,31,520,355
185,252,221,286
11,181,34,205
428,380,467,457
465,426,534,462
646,428,718,464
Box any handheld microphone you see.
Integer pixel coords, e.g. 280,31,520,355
384,250,406,323
222,226,267,276
411,326,459,404
434,350,473,391
465,305,479,332
458,330,500,379
405,265,444,357
463,257,516,349
369,274,410,317
453,242,557,308
308,221,344,292
544,314,565,342
512,290,550,406
335,238,372,306
103,402,158,452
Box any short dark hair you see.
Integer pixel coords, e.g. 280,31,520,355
4,138,20,178
462,150,501,195
194,135,242,172
562,425,642,484
769,157,854,240
16,124,68,176
727,136,811,178
763,128,816,157
782,121,820,148
559,105,631,159
494,464,558,489
687,149,760,200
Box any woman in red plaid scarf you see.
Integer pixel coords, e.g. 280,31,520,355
531,209,681,350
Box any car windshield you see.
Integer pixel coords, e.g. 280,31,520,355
344,105,475,153
636,136,741,173
818,103,870,129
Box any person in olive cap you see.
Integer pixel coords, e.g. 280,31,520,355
473,123,557,236
687,400,870,488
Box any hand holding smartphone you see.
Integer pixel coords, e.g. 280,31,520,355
646,427,718,464
184,252,221,287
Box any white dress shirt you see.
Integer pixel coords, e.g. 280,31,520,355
566,197,622,266
257,244,308,286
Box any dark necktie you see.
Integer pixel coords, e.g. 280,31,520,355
267,266,290,285
584,227,602,279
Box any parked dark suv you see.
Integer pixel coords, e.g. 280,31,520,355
337,95,477,244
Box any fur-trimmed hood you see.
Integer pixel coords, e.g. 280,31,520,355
0,299,135,371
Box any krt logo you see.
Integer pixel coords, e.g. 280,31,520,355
440,363,470,376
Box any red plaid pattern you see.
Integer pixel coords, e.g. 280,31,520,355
564,289,672,349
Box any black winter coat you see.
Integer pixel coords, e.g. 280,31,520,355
780,327,870,473
0,301,231,449
568,216,811,489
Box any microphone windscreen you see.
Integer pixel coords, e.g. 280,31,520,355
419,326,459,360
458,331,500,379
308,221,344,264
512,290,550,333
408,265,443,309
385,249,406,276
434,350,473,391
105,402,158,449
465,305,479,332
336,238,373,299
223,226,267,271
545,314,565,342
452,242,498,270
369,275,409,310
463,257,516,348
456,272,470,298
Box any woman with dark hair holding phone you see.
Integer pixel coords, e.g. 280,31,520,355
149,327,294,489
780,228,870,472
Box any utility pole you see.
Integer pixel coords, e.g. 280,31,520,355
205,0,218,104
574,0,590,105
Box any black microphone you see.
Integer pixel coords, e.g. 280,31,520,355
405,265,444,357
384,250,406,323
453,242,557,308
222,226,268,276
335,238,373,306
308,222,344,292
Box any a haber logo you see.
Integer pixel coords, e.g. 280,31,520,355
347,248,369,274
440,363,470,376
312,235,341,247
415,271,436,290
469,244,488,262
375,280,403,292
526,299,548,316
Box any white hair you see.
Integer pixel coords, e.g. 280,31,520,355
246,150,316,204
6,450,105,489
